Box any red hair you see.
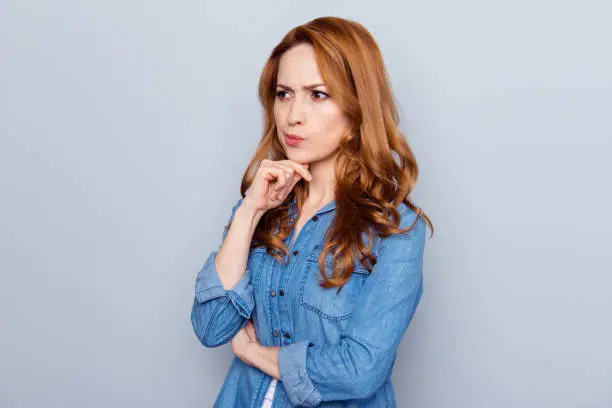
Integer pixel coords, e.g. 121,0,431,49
236,16,434,292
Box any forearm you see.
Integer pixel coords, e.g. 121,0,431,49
246,344,281,380
215,200,265,290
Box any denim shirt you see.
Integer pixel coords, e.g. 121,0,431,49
191,196,426,407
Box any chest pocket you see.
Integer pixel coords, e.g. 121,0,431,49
299,243,371,320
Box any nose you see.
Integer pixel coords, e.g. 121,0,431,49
287,94,306,126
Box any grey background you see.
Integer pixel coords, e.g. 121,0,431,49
1,1,610,407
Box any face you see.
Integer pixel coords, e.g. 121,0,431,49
274,43,350,166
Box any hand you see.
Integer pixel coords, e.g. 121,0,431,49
231,319,260,367
243,159,312,213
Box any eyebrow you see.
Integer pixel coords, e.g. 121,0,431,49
276,83,326,91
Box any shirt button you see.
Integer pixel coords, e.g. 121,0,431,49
270,290,276,297
293,250,299,256
312,215,318,221
283,332,291,338
279,290,285,296
273,331,278,337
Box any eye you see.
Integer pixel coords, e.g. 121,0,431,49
312,90,329,100
275,90,290,100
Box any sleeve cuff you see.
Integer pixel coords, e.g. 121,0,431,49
278,340,322,407
194,250,255,319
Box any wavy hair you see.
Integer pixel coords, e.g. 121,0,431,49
235,16,434,293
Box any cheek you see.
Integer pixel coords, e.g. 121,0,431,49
274,102,289,125
316,106,348,143
273,104,282,124
273,105,286,143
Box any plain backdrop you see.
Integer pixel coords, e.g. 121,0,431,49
1,1,610,407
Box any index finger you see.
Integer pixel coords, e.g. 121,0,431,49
281,160,312,181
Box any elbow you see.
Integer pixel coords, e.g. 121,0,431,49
340,347,393,399
199,320,246,348
200,333,229,348
191,298,245,348
190,300,228,348
191,314,232,348
335,369,387,400
351,373,387,400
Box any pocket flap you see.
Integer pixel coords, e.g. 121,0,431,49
307,243,370,275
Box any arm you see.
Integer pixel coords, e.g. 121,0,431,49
190,197,265,348
268,211,427,406
242,344,281,380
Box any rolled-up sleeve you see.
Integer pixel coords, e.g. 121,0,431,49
278,211,426,406
195,248,255,317
191,197,254,348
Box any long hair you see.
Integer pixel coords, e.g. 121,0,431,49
236,16,434,292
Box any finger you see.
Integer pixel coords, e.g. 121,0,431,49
274,163,301,186
272,163,295,181
275,169,297,201
272,168,289,200
282,160,312,181
277,171,301,200
262,160,300,183
271,164,296,197
274,161,293,172
278,166,294,190
259,164,287,198
260,161,306,201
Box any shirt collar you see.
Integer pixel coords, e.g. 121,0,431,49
289,196,336,216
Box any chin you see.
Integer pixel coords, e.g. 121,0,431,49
285,152,311,165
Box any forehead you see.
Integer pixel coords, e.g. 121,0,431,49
277,43,324,86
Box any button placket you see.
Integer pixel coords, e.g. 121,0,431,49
267,250,283,346
278,213,322,347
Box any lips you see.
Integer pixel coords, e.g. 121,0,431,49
284,133,304,147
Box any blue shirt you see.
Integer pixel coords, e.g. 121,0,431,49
191,196,426,407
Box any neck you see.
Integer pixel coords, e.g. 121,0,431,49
306,155,336,206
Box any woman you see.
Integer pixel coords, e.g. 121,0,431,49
191,16,434,408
